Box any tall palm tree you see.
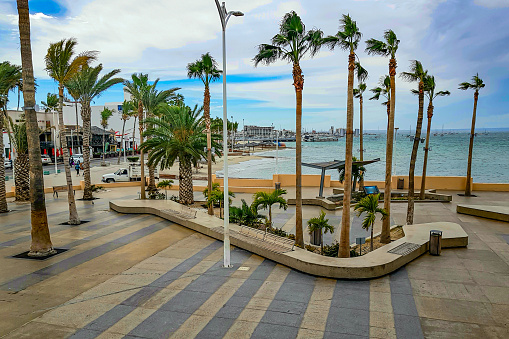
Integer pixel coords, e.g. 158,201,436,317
65,64,123,200
459,74,485,196
118,100,136,164
400,60,427,225
354,193,387,252
44,38,96,224
338,156,366,192
252,189,288,228
307,210,334,254
123,73,151,199
141,81,179,192
187,53,222,215
420,76,450,200
253,11,322,248
369,75,391,117
41,92,58,112
100,107,114,164
321,14,364,258
365,29,400,243
17,0,55,256
141,104,219,204
0,61,23,212
353,78,368,188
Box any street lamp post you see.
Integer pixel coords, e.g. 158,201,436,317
215,0,243,268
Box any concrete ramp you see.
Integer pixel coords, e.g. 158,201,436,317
457,204,509,222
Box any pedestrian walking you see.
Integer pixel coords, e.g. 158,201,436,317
75,161,80,176
79,161,84,176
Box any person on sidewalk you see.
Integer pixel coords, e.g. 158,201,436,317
79,162,83,176
75,161,80,176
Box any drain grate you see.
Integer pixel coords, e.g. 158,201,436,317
12,248,68,260
387,242,420,256
238,266,250,271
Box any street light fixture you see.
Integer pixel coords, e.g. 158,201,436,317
215,0,243,268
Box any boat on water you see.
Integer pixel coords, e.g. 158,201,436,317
303,135,339,142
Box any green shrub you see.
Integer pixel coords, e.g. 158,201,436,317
127,156,139,162
321,241,359,257
148,191,166,200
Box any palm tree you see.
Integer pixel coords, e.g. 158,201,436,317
0,61,23,212
365,29,400,244
65,64,123,200
17,0,55,256
354,193,387,252
252,189,288,228
230,199,265,227
369,75,391,116
400,60,427,225
459,74,485,196
353,81,367,188
253,11,322,248
123,73,151,199
118,100,136,164
100,107,114,164
141,104,219,205
207,184,235,219
8,117,29,201
187,53,222,215
321,14,364,258
420,76,450,200
44,38,96,224
307,210,334,254
141,81,179,192
338,156,366,193
41,93,58,112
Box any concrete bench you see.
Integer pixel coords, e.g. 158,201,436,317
162,204,197,219
52,185,75,198
239,225,295,251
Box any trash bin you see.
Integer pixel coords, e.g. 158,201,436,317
397,178,404,190
429,230,442,256
275,182,281,190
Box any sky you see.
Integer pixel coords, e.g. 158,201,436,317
1,0,509,134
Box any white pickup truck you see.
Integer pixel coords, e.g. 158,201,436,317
101,163,159,183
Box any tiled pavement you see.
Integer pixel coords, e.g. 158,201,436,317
1,188,509,338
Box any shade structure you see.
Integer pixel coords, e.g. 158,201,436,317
302,158,380,197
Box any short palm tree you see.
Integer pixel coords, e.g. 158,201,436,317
100,107,114,164
365,29,400,244
459,74,485,196
338,156,366,193
230,199,265,227
17,0,55,256
41,92,58,112
307,210,335,254
354,193,387,252
369,75,391,115
141,104,219,205
65,64,123,200
420,75,450,200
187,53,222,216
400,60,428,225
8,117,29,201
118,100,136,164
253,11,322,248
252,189,288,229
44,38,96,224
321,14,365,258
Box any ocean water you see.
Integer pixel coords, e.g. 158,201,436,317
218,131,509,183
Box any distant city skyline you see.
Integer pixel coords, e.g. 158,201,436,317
1,0,508,133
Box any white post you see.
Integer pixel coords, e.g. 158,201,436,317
52,110,58,175
243,118,245,154
123,136,127,163
276,126,279,175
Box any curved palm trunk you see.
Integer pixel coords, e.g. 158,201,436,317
406,80,424,225
132,116,137,156
17,0,54,255
179,159,194,205
118,119,126,165
58,85,80,224
359,94,364,189
381,58,397,244
138,100,146,199
293,62,304,248
339,51,355,257
14,153,30,201
82,105,93,200
420,101,434,200
0,117,8,213
465,91,478,196
204,85,214,216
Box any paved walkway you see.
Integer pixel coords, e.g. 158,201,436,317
0,188,508,338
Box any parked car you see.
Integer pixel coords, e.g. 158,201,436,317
4,159,12,169
70,154,84,164
41,154,52,165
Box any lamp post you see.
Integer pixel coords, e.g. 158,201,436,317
52,109,58,175
231,115,234,152
215,0,243,268
243,118,245,154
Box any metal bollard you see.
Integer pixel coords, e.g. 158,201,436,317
429,230,442,256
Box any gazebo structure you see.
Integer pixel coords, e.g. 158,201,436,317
303,158,380,198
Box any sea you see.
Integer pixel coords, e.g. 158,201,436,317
218,130,509,183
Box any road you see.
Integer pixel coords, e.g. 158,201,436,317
4,157,122,176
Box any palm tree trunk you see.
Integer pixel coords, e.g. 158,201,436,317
17,0,54,255
269,205,272,227
14,153,30,201
370,224,374,252
293,62,304,248
465,91,478,196
420,101,433,200
359,95,364,189
320,230,323,255
179,159,194,205
132,116,137,156
102,128,105,163
138,100,145,199
204,85,214,216
148,165,156,192
0,117,8,213
381,58,397,244
406,81,424,225
118,119,125,165
58,84,80,224
82,105,93,200
339,51,355,258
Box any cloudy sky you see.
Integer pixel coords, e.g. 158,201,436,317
1,0,509,133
